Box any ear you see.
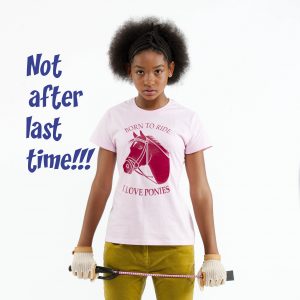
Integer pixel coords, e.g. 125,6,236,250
126,63,131,77
140,131,145,138
133,131,137,138
168,61,175,76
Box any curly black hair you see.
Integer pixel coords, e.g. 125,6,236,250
107,16,190,85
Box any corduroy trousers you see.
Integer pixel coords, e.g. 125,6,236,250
103,241,195,300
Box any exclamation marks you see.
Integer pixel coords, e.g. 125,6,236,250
71,148,95,170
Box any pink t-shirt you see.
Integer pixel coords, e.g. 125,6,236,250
89,97,213,245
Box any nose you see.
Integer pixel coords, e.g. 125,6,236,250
144,73,155,85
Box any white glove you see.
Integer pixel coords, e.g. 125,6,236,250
71,246,97,281
197,254,226,289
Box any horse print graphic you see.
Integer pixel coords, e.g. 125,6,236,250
123,130,170,184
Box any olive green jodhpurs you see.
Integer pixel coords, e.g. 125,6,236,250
102,241,195,300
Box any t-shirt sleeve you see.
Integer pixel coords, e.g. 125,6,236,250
185,112,213,154
89,109,116,152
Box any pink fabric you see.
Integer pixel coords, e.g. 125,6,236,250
89,97,213,245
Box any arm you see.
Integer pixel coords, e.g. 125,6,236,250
76,147,116,247
185,150,219,254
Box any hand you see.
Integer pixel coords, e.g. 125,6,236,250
71,246,97,281
197,254,226,289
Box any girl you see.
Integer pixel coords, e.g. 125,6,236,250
71,16,226,300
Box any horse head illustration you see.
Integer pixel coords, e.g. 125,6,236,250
123,130,170,184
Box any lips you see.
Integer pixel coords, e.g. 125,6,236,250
143,90,156,95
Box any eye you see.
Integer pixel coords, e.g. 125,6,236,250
155,69,163,74
136,70,144,75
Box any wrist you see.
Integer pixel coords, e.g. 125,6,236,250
204,254,221,261
72,246,93,255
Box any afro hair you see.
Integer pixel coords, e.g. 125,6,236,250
107,16,190,85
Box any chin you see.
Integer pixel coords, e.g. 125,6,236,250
140,92,161,99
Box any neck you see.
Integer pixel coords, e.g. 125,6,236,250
135,94,169,110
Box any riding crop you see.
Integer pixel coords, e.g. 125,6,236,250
69,265,234,290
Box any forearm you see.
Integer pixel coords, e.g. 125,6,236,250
191,191,219,254
77,181,111,246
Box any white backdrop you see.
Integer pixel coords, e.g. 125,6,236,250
1,0,300,299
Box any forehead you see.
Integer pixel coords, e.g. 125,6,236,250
132,50,167,67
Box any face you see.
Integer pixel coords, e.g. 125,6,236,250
127,49,175,101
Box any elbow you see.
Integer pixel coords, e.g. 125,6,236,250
189,187,212,204
91,179,112,197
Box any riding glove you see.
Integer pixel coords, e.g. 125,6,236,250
71,246,97,281
197,254,226,289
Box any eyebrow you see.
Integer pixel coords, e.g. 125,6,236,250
134,64,164,69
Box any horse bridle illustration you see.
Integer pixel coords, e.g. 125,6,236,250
125,135,169,184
